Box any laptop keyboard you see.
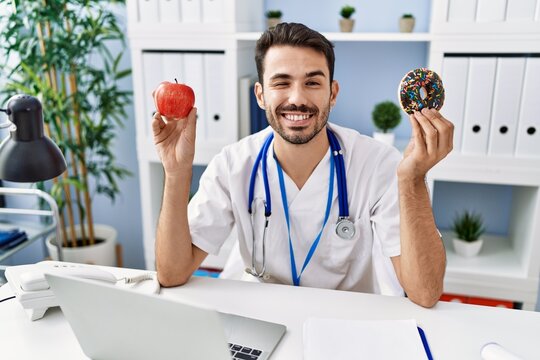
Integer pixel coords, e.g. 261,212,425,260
228,343,263,360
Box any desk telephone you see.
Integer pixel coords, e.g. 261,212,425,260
5,261,157,321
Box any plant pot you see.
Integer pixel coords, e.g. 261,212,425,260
46,224,117,266
339,18,355,33
452,238,483,257
399,17,415,33
373,131,395,146
267,18,281,29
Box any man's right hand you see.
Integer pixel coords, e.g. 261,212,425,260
152,107,197,175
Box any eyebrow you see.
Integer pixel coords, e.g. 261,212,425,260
268,70,327,82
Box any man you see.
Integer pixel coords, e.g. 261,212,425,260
152,23,453,308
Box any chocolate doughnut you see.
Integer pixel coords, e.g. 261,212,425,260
398,68,445,114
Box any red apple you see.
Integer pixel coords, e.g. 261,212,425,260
153,79,195,119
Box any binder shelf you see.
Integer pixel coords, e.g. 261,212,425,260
428,158,540,310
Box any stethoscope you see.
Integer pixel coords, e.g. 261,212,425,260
245,128,355,280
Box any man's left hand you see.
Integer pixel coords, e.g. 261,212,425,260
398,108,454,181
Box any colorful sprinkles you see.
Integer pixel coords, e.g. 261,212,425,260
398,68,445,114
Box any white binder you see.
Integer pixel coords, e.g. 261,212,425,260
142,52,164,137
488,58,526,156
506,0,537,21
441,57,469,152
138,0,160,23
203,53,230,143
180,0,202,23
183,53,206,143
515,58,540,158
161,53,185,84
202,0,224,23
448,0,477,22
159,0,182,23
461,57,496,155
476,0,506,22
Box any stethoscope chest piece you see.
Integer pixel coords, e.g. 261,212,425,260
336,218,355,240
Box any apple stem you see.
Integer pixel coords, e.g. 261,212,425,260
174,78,178,84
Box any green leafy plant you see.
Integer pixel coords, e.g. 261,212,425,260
0,0,132,248
402,13,415,19
265,10,282,19
452,211,485,242
340,5,356,19
372,101,401,133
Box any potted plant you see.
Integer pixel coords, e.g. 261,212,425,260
371,101,401,146
0,0,132,266
452,211,485,257
265,10,282,29
399,13,416,33
339,5,356,33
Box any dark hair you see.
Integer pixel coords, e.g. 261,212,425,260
255,22,335,85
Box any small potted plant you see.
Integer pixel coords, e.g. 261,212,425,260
452,210,485,257
399,13,415,33
266,10,282,29
339,5,356,33
371,101,401,146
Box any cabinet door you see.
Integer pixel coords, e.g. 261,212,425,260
515,58,540,158
461,58,497,155
203,53,231,144
138,0,160,23
161,53,185,84
476,0,506,22
506,0,537,22
488,58,526,156
159,0,182,23
202,0,224,23
142,52,164,138
183,53,207,146
447,0,477,23
441,57,469,152
180,0,202,23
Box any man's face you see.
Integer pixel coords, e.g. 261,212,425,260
255,45,339,145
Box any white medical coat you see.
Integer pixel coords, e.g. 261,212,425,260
188,123,403,295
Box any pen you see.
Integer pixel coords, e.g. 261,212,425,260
417,326,433,360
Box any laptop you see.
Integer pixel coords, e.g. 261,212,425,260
45,273,286,360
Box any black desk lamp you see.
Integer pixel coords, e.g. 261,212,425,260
0,94,67,260
0,94,66,181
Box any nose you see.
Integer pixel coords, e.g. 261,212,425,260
287,83,308,107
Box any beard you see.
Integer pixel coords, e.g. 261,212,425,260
265,101,331,145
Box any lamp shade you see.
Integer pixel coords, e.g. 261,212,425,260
0,94,67,182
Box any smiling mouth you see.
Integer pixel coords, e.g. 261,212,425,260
281,113,314,122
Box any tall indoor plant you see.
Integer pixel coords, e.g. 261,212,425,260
0,0,131,263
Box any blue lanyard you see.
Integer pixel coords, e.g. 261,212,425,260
275,150,335,286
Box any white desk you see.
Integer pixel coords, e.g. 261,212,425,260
1,268,540,360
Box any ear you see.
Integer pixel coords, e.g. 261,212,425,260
330,80,339,108
254,82,266,110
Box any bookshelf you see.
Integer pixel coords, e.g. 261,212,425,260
127,0,540,309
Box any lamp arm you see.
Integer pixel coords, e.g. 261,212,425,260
0,187,63,261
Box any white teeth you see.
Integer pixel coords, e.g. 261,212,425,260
284,114,311,121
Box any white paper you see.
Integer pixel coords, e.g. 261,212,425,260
303,318,428,360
